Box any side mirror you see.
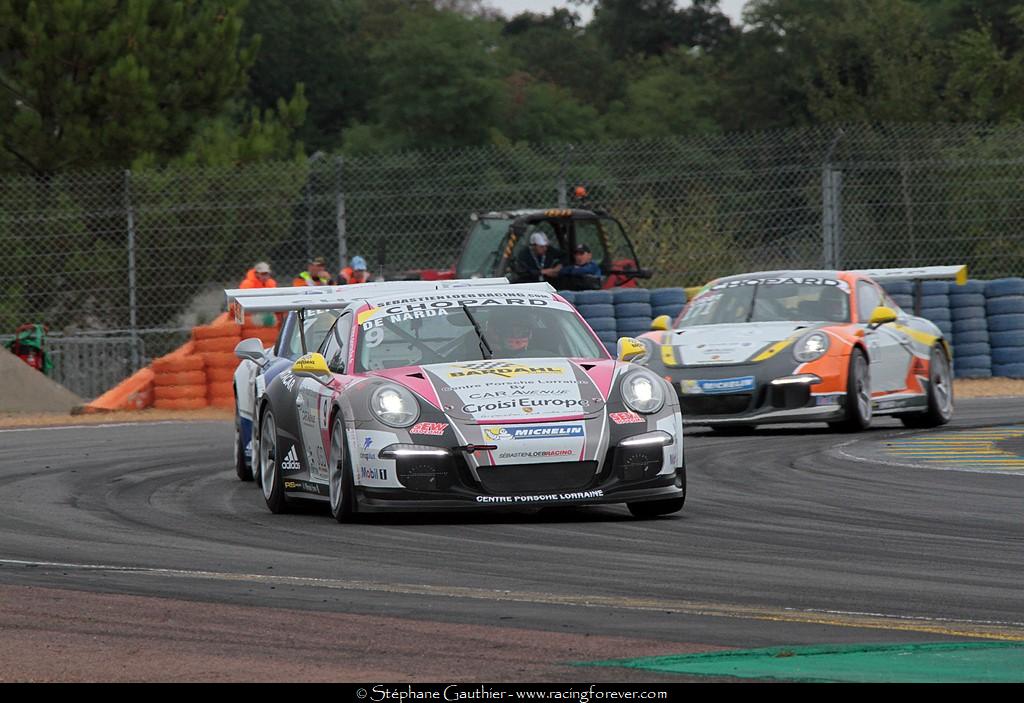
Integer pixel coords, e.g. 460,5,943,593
868,306,898,328
616,337,648,363
292,352,333,383
234,338,267,365
650,315,671,332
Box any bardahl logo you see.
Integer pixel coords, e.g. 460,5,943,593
448,362,564,379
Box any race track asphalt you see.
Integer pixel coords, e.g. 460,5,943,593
1,398,1022,681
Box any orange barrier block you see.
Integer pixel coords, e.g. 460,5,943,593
154,397,209,410
193,322,242,341
194,336,242,354
208,396,235,410
203,352,240,370
206,367,237,383
154,384,207,401
81,367,155,413
207,381,233,398
153,370,206,387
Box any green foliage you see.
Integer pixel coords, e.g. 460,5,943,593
602,50,720,138
0,0,261,175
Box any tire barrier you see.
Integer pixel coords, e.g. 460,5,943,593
192,322,242,340
586,316,617,334
888,293,914,310
990,330,1024,347
956,342,991,357
613,288,651,305
575,290,614,306
954,329,989,345
985,278,1024,298
988,314,1024,332
153,397,209,411
153,371,206,387
920,281,949,296
986,296,1024,316
241,326,279,346
558,291,576,305
154,384,207,401
984,278,1024,378
650,288,687,306
615,302,653,320
949,293,986,308
651,305,682,320
992,363,1024,378
953,317,987,334
881,281,913,296
920,294,950,309
575,303,615,319
151,354,204,374
920,307,951,322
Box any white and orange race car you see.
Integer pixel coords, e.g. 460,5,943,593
634,267,963,431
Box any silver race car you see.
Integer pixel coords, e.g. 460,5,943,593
636,267,961,431
227,280,685,520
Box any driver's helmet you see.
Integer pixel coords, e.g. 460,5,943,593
487,309,533,353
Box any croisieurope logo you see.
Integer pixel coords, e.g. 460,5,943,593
448,362,563,379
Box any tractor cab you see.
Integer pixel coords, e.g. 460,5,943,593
451,208,650,289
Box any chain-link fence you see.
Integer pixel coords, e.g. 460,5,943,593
2,122,1023,395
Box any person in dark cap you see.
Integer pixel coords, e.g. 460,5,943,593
558,243,603,291
292,256,333,287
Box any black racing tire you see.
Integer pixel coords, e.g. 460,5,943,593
628,468,686,518
259,408,290,514
234,398,253,482
329,413,355,523
829,347,872,432
900,343,954,428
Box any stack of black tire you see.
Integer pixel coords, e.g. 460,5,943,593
986,278,1024,379
562,287,689,355
950,280,990,378
650,287,688,323
567,289,617,354
614,288,654,342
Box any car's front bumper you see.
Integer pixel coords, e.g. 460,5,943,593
661,363,847,426
353,468,684,512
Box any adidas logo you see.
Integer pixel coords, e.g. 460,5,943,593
280,446,302,474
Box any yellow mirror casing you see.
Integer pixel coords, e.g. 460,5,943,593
292,353,332,382
617,337,647,363
869,306,898,327
650,315,671,332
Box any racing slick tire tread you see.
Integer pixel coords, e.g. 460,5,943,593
234,407,253,481
329,414,356,523
259,408,290,514
900,344,954,428
829,348,872,432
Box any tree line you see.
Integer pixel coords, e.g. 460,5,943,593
3,0,1023,176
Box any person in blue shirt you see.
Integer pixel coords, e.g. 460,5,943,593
558,243,603,291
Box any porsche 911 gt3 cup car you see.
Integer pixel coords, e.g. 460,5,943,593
636,267,962,431
227,279,685,520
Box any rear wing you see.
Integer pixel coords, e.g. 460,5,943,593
226,278,555,321
849,265,967,286
848,265,968,316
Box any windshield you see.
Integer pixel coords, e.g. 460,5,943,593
356,304,605,372
679,279,851,327
456,218,509,278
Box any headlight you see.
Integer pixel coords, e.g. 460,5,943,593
369,384,420,428
621,370,665,414
793,332,830,363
